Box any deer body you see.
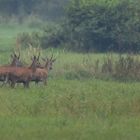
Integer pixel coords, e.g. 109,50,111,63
0,66,14,82
8,67,36,88
32,68,48,85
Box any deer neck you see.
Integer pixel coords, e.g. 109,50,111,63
29,61,37,72
10,60,16,66
44,63,50,72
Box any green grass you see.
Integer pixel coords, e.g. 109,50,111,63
0,25,140,140
0,80,140,140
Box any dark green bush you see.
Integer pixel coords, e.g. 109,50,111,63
63,0,140,52
40,24,65,49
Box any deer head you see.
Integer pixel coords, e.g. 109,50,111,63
10,51,22,67
42,54,56,71
28,43,41,68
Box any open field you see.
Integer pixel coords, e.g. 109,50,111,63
0,25,140,140
0,79,140,140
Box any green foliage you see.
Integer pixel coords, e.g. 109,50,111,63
62,0,140,52
17,32,41,48
0,24,40,52
40,23,65,49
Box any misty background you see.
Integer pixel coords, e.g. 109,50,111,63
0,0,140,53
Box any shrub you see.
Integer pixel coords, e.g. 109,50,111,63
17,32,41,48
62,0,140,52
40,23,65,49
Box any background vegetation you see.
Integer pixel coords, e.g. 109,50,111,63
0,0,140,140
0,0,140,52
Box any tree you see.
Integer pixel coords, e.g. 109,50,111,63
63,0,140,52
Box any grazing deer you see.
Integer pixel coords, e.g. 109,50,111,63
31,54,56,85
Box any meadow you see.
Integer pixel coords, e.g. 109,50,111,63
0,25,140,140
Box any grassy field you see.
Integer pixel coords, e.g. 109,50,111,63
0,25,140,140
0,80,140,140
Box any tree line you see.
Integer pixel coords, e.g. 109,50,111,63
63,0,140,52
1,0,140,52
0,0,70,20
33,0,140,52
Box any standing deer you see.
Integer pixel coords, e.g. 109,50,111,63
8,55,41,88
0,51,22,85
31,54,56,85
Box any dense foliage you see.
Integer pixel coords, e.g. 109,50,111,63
37,0,140,52
62,0,140,52
0,0,140,52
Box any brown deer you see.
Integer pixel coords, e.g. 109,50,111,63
0,51,22,85
8,55,41,88
0,49,41,87
32,54,56,85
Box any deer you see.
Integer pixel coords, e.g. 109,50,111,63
0,48,41,87
31,54,56,85
8,55,41,88
0,51,22,86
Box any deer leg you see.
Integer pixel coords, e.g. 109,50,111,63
11,81,16,88
24,81,29,88
43,78,48,86
26,82,30,88
35,80,39,85
1,75,10,87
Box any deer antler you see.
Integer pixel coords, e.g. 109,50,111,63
37,51,40,61
17,50,20,59
50,54,53,60
28,43,35,57
50,48,54,60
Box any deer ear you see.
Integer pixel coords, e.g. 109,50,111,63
37,52,40,60
18,52,20,59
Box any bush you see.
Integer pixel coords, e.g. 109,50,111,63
40,23,66,49
17,32,41,48
62,0,140,52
